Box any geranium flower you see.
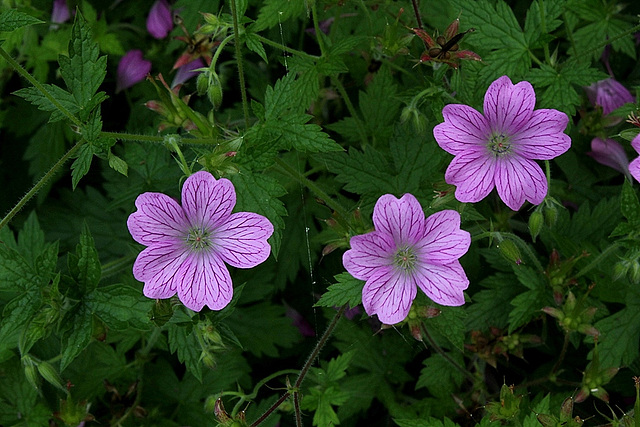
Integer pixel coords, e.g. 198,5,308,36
147,0,173,39
127,171,274,311
342,194,470,325
588,137,631,181
433,75,571,210
51,0,70,24
585,78,634,116
628,134,640,183
116,50,152,93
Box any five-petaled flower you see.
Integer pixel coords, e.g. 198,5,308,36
434,75,571,211
127,171,274,311
342,194,471,325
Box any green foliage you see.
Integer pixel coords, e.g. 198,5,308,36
315,273,364,309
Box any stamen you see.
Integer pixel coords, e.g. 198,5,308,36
488,133,511,155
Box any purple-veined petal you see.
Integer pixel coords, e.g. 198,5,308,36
372,194,426,247
182,171,235,231
484,76,535,134
127,192,189,245
416,210,471,264
147,0,173,39
116,50,152,93
343,231,395,280
133,243,190,299
495,156,547,211
434,104,489,154
511,109,571,160
445,151,496,203
171,58,205,88
176,252,233,311
414,261,468,306
631,134,640,155
362,268,416,325
214,212,274,268
629,157,640,183
588,138,630,179
585,78,635,116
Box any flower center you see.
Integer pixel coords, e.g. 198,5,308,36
186,227,212,251
394,246,417,272
488,133,512,155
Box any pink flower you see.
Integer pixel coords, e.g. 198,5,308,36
171,58,205,89
127,171,274,311
51,0,70,24
433,75,571,211
588,137,631,180
342,194,470,325
147,0,173,39
116,50,152,93
585,78,635,116
628,135,640,183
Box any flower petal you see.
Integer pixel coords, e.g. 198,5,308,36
176,252,233,311
629,157,640,183
511,109,571,160
343,231,395,280
147,0,173,39
362,268,416,325
214,212,274,268
484,76,535,134
588,138,630,178
127,192,189,245
172,58,205,89
372,194,426,247
445,151,496,203
416,210,471,264
433,104,489,154
133,243,190,299
495,156,547,210
182,171,235,231
414,261,468,306
585,78,635,116
116,50,152,93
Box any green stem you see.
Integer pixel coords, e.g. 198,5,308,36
274,157,350,222
210,34,234,70
0,46,82,127
229,0,250,129
331,76,369,146
229,369,300,416
575,242,621,279
101,253,138,280
545,160,551,189
420,323,476,384
253,34,319,60
100,131,218,146
311,1,327,56
0,140,83,231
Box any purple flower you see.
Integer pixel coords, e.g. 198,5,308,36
585,78,635,116
628,135,640,183
51,0,70,24
433,75,571,211
116,50,152,93
342,194,470,325
127,171,274,311
588,137,631,180
171,58,205,89
147,0,173,39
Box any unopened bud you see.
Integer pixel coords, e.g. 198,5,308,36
207,73,223,110
196,72,208,96
498,239,522,265
322,244,338,256
200,351,216,369
22,357,39,391
543,203,558,227
37,361,67,393
528,211,544,242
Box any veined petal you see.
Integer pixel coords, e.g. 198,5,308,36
588,138,630,178
495,156,547,211
176,252,233,311
133,243,190,299
182,171,235,231
434,104,489,154
362,268,416,325
416,210,471,264
629,157,640,183
128,192,189,245
512,109,570,160
631,134,640,154
484,76,535,134
214,212,274,268
343,231,395,280
414,261,468,306
372,194,426,247
445,151,496,203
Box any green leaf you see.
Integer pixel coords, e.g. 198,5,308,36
595,299,640,368
0,291,42,361
523,0,566,46
427,307,466,351
244,31,268,63
68,223,101,293
321,147,395,197
325,351,355,382
394,418,461,427
620,179,640,225
315,273,364,309
253,0,305,31
466,273,521,330
508,288,550,333
107,150,128,176
230,170,287,257
60,305,93,371
0,9,43,32
358,67,400,145
417,352,465,401
167,323,203,382
13,85,80,123
71,143,93,189
85,284,153,330
58,12,107,111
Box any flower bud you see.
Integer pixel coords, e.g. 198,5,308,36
22,357,40,391
528,211,544,242
37,361,67,393
543,203,558,227
497,240,522,265
207,73,223,110
196,72,208,96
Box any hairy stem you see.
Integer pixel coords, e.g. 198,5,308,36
229,0,250,129
330,76,369,146
421,323,476,384
100,131,218,146
253,34,319,60
0,140,83,231
575,242,621,278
